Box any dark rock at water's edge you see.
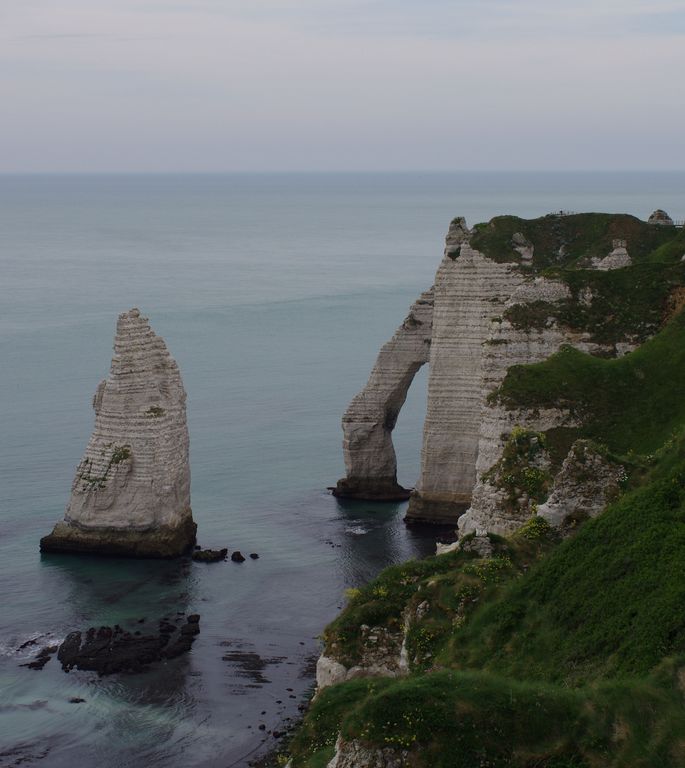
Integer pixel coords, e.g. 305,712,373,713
404,492,470,525
331,477,412,502
20,645,58,670
249,552,260,560
231,550,246,563
40,516,197,559
192,547,228,562
55,615,200,675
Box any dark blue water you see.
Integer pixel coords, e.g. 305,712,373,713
1,172,683,767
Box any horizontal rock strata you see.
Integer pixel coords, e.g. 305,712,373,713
41,309,196,558
407,223,524,524
334,290,433,500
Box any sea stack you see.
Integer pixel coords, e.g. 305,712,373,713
40,309,196,558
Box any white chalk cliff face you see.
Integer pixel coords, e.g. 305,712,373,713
326,735,409,768
406,220,528,523
537,440,624,529
41,309,196,558
333,290,433,500
338,211,662,533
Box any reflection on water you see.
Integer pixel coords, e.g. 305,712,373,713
333,499,441,586
40,552,197,619
0,495,438,768
1,554,199,768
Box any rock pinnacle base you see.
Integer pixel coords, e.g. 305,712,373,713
40,514,197,559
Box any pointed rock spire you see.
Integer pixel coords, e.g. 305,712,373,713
41,309,196,557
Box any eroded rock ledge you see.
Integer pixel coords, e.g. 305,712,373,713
41,309,196,558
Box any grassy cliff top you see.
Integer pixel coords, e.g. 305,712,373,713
469,212,684,269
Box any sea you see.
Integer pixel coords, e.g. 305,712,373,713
1,172,683,768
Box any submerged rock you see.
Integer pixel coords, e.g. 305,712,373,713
231,550,246,563
40,309,196,558
20,645,58,671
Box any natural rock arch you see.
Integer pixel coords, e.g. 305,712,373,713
333,289,433,500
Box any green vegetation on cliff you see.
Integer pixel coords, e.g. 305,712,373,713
494,308,685,458
503,261,685,345
289,428,685,767
470,212,683,269
475,213,685,345
325,523,557,670
291,666,685,768
285,215,685,768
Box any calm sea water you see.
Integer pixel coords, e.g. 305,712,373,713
1,172,683,767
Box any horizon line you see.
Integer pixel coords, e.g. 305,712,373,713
1,168,685,176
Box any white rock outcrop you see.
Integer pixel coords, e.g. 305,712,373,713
591,239,632,271
316,655,349,689
316,619,409,692
327,735,408,768
648,209,674,226
334,290,433,500
41,309,196,558
537,440,623,528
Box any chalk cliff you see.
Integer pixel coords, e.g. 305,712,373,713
291,210,685,768
41,309,196,558
337,210,683,535
333,290,433,500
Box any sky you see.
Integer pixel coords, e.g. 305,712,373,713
1,0,684,172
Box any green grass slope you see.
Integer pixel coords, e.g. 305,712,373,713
287,440,685,766
284,220,685,767
495,308,685,457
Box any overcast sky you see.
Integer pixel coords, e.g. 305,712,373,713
1,0,684,172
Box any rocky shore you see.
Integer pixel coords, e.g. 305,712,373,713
20,614,201,676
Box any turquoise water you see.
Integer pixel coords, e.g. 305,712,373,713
1,172,683,767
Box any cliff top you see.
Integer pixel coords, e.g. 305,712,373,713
469,211,685,269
